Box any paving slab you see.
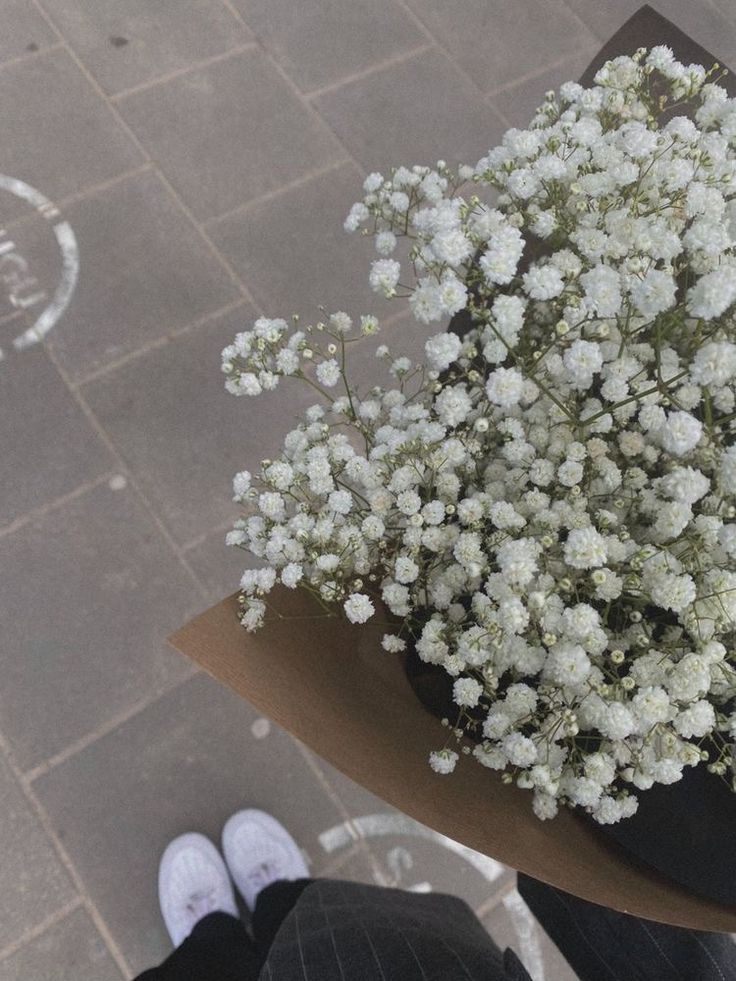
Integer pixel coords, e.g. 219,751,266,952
117,48,344,221
0,754,75,951
321,841,384,884
405,0,596,94
0,1,58,65
489,46,600,128
0,907,123,981
0,482,195,770
36,169,240,383
33,673,352,975
209,162,402,324
0,48,142,223
313,48,506,173
0,344,112,527
230,0,425,94
37,0,251,96
183,528,252,602
82,305,332,547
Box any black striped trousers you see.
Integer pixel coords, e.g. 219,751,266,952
137,876,736,980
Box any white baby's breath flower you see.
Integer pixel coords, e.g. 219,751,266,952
425,332,462,371
564,526,607,568
281,563,303,588
369,258,401,296
485,367,524,407
343,593,375,624
382,634,406,653
453,677,483,707
232,470,252,500
429,749,459,774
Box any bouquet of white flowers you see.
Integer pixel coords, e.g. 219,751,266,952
221,46,736,826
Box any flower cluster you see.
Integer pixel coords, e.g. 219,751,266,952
222,47,736,824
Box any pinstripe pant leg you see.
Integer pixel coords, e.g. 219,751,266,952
259,879,522,981
518,873,736,981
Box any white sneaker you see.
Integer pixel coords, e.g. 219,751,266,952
222,809,309,912
158,833,239,947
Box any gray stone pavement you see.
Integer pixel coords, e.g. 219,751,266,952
0,0,733,977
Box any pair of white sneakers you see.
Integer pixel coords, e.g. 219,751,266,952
158,809,309,947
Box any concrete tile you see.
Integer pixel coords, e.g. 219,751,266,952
313,49,506,173
482,887,579,981
0,754,75,950
711,0,736,34
117,49,343,221
230,0,424,93
183,528,252,602
38,0,251,96
405,0,595,94
33,674,349,975
37,170,239,383
312,758,512,913
0,345,112,527
321,841,382,884
82,305,323,546
490,46,600,129
0,908,122,981
0,49,142,223
0,482,196,769
563,0,736,69
209,163,404,324
0,0,57,65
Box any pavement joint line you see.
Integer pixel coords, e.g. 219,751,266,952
393,0,596,114
217,4,372,184
0,726,132,978
41,336,213,600
0,41,65,75
474,876,518,920
217,0,253,31
180,516,237,555
708,0,736,28
320,841,374,878
391,0,493,103
490,103,513,132
0,163,155,235
155,168,265,310
72,298,249,388
289,739,390,876
548,0,601,47
483,44,601,101
23,665,200,785
109,42,260,102
0,896,85,966
303,42,436,101
291,738,361,832
0,471,114,542
27,0,264,315
202,157,356,228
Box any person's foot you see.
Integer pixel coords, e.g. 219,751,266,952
158,833,238,946
222,809,309,911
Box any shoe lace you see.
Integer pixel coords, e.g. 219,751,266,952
245,860,282,892
186,886,219,918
